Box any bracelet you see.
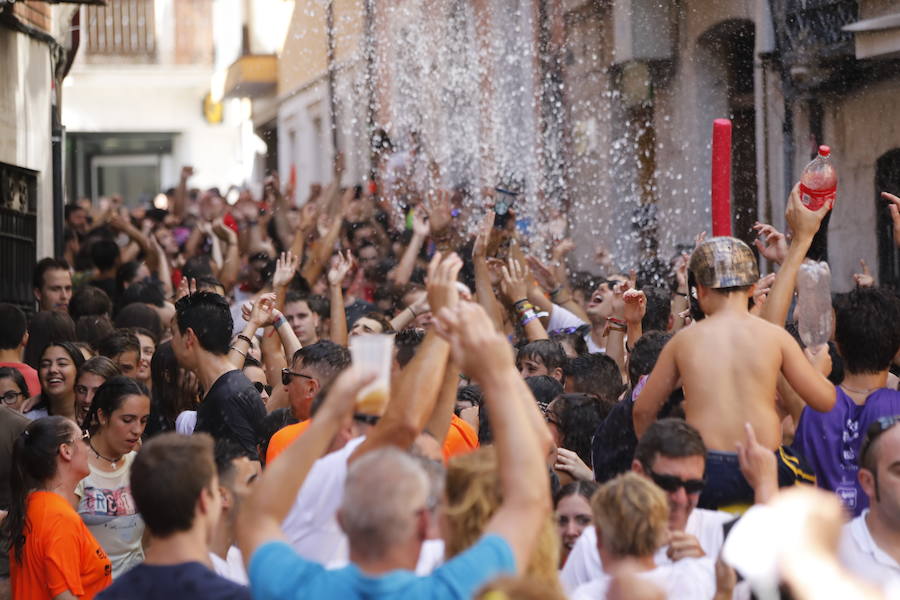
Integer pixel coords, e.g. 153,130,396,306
407,305,418,318
607,316,627,326
549,286,563,298
513,298,531,310
674,291,688,298
237,334,253,345
229,346,247,358
535,311,549,319
607,323,627,333
273,315,287,330
520,310,538,326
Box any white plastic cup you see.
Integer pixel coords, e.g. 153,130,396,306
349,334,394,415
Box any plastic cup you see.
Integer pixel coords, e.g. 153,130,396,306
349,334,394,416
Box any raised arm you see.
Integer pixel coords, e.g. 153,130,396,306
237,367,374,560
633,335,680,437
500,257,549,342
472,211,505,332
327,251,354,347
349,252,462,462
388,207,429,286
761,184,831,327
433,301,553,571
778,330,835,413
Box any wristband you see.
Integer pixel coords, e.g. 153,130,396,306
535,311,549,319
273,315,287,330
674,291,688,297
407,305,418,318
607,316,627,326
513,298,531,310
549,286,563,298
520,310,538,326
229,346,247,358
237,334,253,345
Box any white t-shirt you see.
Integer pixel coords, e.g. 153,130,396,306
547,304,604,354
210,545,248,585
175,410,197,435
75,452,144,578
281,436,366,567
838,510,900,594
561,508,733,593
571,557,716,600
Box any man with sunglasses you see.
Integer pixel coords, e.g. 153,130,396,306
561,418,732,593
838,416,900,592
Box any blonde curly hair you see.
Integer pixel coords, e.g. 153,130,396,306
592,471,669,558
444,447,562,593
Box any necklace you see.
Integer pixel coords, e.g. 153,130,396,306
89,441,122,469
840,383,879,396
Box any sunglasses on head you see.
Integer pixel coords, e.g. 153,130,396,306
860,415,900,466
648,470,705,495
253,382,273,396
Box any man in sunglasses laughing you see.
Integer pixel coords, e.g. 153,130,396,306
561,418,732,592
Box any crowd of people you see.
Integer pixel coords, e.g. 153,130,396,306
1,144,899,600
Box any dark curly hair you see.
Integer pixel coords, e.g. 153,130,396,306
548,393,612,466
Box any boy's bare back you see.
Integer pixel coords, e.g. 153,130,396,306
671,311,789,451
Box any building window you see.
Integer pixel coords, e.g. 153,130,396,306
0,163,38,313
876,149,900,289
84,0,156,60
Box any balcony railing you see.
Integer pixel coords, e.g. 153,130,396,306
84,0,156,60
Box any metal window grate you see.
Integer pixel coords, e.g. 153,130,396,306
0,162,38,315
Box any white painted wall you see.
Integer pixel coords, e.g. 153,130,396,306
0,30,55,258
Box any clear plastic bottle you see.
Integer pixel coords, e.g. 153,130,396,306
799,145,837,211
796,258,833,348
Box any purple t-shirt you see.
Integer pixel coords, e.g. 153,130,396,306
793,385,900,515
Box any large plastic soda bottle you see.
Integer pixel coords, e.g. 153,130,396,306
796,258,833,348
799,145,837,210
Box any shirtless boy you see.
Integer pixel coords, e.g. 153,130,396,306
633,190,835,510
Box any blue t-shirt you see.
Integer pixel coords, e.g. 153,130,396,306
249,535,516,600
97,562,251,600
793,385,900,515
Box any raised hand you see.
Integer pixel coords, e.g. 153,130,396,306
526,255,559,293
472,210,495,260
317,366,377,423
425,189,453,239
298,202,318,234
426,251,463,315
327,250,356,287
552,238,575,262
272,251,300,289
622,288,647,325
753,222,789,265
852,259,874,288
672,252,690,292
411,206,430,238
786,182,830,243
247,293,279,327
499,257,529,305
751,272,776,315
212,218,237,244
175,276,197,302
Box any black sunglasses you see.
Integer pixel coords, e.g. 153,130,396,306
253,382,273,396
281,369,314,386
352,413,380,426
648,470,706,495
860,416,900,466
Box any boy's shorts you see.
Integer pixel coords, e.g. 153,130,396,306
698,446,815,513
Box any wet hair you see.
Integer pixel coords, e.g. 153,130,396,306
32,257,70,291
548,328,589,357
0,304,27,350
115,261,146,297
553,480,599,509
548,393,611,466
517,340,567,374
444,447,562,593
130,433,217,537
78,355,121,382
524,375,564,414
119,278,166,309
195,275,224,294
634,418,706,470
182,255,215,280
96,330,140,361
5,416,76,563
291,340,351,387
834,287,900,375
306,294,329,321
115,303,163,343
628,331,672,388
591,472,669,557
146,342,196,437
82,376,148,433
90,239,120,271
640,286,671,333
75,315,115,351
174,291,232,355
285,290,312,307
214,438,255,489
0,367,28,398
563,353,625,403
395,328,426,368
68,286,112,322
24,311,76,369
